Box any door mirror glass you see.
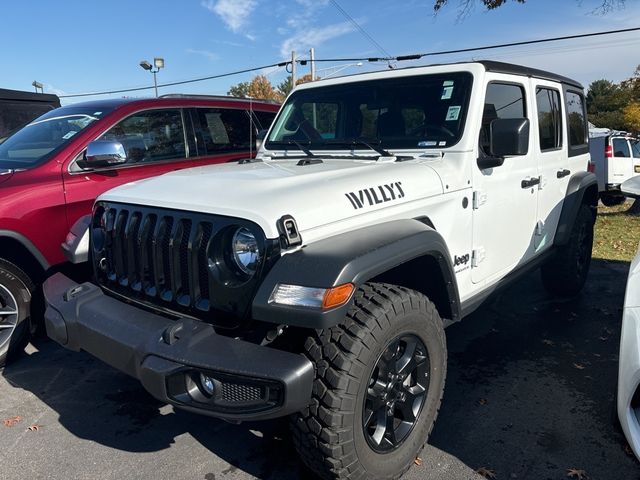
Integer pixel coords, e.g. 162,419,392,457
490,118,530,157
77,140,127,169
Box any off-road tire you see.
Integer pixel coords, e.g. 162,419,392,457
541,205,595,297
600,194,625,207
290,283,447,480
0,260,34,368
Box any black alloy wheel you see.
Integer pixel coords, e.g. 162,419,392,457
363,334,430,452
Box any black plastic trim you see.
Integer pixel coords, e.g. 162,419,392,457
479,60,583,90
43,273,314,421
252,219,460,329
554,171,598,246
0,230,50,269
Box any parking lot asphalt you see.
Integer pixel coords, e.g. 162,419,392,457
1,258,639,480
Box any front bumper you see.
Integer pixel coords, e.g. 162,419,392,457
43,273,314,421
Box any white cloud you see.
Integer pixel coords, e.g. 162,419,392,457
201,0,257,33
186,48,219,61
280,21,355,58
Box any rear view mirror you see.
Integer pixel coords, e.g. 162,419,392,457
490,118,530,157
77,140,127,169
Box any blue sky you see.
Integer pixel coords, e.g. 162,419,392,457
2,0,638,104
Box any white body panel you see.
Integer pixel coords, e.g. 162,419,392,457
618,248,640,460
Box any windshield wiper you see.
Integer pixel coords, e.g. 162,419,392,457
267,140,316,157
325,139,394,158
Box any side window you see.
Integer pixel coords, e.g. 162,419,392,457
612,138,631,158
254,111,276,132
565,91,587,147
536,88,562,151
195,108,251,154
101,109,186,164
480,83,526,155
631,140,640,159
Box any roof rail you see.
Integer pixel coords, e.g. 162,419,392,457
158,94,280,104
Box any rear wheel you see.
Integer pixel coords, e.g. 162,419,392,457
0,260,34,368
541,205,594,297
600,194,625,207
291,283,447,480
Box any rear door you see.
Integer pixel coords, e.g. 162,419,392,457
611,137,633,185
532,81,567,251
62,108,192,230
631,139,640,176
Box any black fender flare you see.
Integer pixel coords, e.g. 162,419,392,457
0,229,50,270
252,219,460,329
554,171,598,246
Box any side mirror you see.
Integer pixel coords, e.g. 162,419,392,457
255,129,268,151
77,140,127,169
490,118,530,157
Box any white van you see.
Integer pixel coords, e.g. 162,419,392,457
590,131,640,206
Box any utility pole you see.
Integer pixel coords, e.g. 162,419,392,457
291,50,297,87
309,47,316,81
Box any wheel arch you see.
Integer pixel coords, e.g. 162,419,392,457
554,171,598,247
0,231,49,282
252,219,461,329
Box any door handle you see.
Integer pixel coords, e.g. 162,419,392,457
521,176,541,189
556,169,570,178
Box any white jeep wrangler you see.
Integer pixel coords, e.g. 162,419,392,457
44,61,597,480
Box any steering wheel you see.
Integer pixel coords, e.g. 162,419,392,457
295,119,323,141
409,123,456,138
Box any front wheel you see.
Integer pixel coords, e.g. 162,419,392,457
541,205,595,297
0,260,34,368
291,283,447,480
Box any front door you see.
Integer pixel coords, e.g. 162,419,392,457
62,108,192,230
471,78,538,285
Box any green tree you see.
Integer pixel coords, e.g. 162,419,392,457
277,76,293,99
227,81,250,98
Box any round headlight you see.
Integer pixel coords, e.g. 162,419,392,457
231,227,260,275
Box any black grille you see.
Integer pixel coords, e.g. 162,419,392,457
92,201,278,329
221,383,263,403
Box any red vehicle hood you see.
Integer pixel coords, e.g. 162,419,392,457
0,170,14,185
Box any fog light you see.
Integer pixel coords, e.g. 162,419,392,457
199,373,216,397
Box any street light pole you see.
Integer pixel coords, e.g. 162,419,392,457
139,58,165,97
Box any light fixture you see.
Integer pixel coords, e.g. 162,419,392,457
139,58,164,96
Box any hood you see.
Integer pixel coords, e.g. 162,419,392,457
98,157,444,239
0,169,14,185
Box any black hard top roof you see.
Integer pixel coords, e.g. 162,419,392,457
477,60,583,90
0,88,60,105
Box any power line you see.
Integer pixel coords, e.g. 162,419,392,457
311,26,640,63
328,0,394,67
59,60,289,98
58,26,639,99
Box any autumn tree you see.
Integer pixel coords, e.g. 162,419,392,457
623,102,640,134
433,0,625,14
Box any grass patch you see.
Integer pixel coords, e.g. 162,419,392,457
593,200,640,262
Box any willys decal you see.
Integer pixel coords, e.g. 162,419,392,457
345,182,405,210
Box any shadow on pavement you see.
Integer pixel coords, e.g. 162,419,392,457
3,258,639,479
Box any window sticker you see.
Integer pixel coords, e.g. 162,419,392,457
441,81,454,100
438,141,447,146
62,131,77,139
445,106,461,121
418,140,437,147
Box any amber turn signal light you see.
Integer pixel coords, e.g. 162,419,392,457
322,283,355,309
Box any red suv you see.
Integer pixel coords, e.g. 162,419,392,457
0,95,278,366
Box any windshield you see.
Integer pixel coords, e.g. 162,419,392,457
0,106,113,169
266,72,473,153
